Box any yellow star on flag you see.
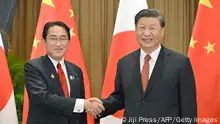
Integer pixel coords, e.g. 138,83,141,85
199,0,212,8
189,37,198,49
69,9,74,18
204,41,215,54
33,37,40,48
42,0,55,8
70,28,76,37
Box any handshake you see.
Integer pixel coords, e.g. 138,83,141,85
84,98,105,117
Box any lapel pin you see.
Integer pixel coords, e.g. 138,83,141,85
70,75,75,80
51,74,55,79
75,74,78,80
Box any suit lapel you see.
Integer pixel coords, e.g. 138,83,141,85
130,49,144,98
141,45,170,99
42,55,65,96
64,61,78,98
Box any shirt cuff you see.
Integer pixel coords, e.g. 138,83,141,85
73,99,84,113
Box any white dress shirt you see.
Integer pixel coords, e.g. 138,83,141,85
140,44,161,79
48,55,84,113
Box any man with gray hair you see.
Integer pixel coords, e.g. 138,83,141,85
89,9,197,124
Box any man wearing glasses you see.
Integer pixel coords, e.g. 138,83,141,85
24,21,104,124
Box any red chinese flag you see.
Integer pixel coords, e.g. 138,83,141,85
100,0,147,123
188,0,220,123
22,0,93,124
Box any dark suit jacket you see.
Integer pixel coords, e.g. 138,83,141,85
24,55,87,124
100,45,197,124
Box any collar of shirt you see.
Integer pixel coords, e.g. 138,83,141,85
140,44,161,64
48,55,65,72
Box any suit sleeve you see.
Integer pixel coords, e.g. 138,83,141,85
100,60,125,118
73,68,85,113
24,62,80,116
179,57,197,123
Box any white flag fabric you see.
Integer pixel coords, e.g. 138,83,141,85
0,33,18,124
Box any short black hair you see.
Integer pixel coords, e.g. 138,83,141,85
42,21,70,40
135,9,165,28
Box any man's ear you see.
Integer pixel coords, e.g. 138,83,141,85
161,28,165,37
42,39,46,44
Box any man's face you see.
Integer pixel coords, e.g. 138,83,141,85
136,17,164,52
44,25,69,61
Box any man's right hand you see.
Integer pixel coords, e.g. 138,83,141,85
84,98,105,117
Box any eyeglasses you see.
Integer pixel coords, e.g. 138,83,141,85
46,35,69,44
